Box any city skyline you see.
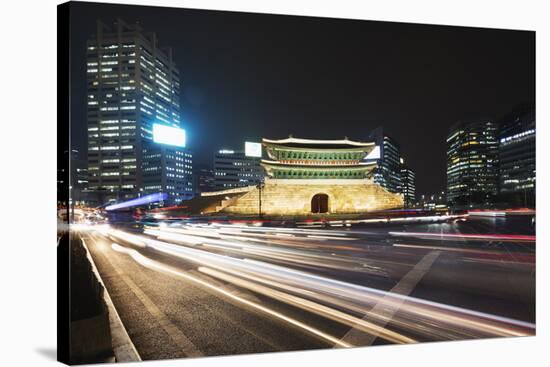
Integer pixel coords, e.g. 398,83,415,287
58,3,537,364
69,2,534,196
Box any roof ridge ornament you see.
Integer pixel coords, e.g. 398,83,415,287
262,136,375,147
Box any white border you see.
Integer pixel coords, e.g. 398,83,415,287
0,0,547,366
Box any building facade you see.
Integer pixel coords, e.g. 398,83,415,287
86,19,192,205
194,163,216,193
415,192,447,211
399,159,416,208
446,120,499,207
498,105,535,206
366,128,402,194
213,150,264,189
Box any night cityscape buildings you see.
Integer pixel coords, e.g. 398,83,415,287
399,159,416,208
367,128,403,195
415,191,447,211
74,16,533,212
213,149,264,190
366,128,417,206
498,105,536,206
446,106,536,209
86,18,193,205
57,3,537,365
194,163,216,193
446,120,499,207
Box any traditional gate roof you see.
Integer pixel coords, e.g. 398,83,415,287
262,137,375,151
261,136,377,179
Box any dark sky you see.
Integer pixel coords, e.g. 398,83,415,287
69,2,535,195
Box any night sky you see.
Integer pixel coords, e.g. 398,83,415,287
69,2,535,195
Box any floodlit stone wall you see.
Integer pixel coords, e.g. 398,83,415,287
222,178,403,215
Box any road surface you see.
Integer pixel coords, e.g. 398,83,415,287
76,215,536,360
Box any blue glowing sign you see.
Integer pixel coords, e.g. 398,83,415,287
105,192,168,211
153,123,186,147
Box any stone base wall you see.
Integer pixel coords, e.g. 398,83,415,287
222,178,403,216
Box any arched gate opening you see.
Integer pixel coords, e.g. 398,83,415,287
311,193,329,213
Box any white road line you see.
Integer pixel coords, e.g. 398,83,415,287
338,250,441,346
80,236,141,362
88,233,203,358
118,273,203,358
110,242,351,348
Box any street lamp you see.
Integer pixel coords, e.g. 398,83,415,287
256,181,265,219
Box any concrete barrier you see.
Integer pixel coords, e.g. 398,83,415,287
68,234,115,364
81,237,141,363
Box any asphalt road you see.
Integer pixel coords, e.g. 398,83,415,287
77,215,536,360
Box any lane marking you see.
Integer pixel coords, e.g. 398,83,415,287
87,233,203,358
118,273,203,358
93,231,281,351
109,242,351,348
199,266,415,344
338,250,440,346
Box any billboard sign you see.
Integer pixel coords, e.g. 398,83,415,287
245,141,262,157
365,145,380,160
153,123,186,147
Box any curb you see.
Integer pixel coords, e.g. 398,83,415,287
81,237,142,363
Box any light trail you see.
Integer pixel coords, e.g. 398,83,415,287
295,214,468,227
199,267,415,344
238,258,534,338
393,243,535,264
110,243,351,348
389,231,536,242
99,225,535,343
143,227,384,274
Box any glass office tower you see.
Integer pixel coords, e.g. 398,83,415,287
446,120,499,207
86,19,193,205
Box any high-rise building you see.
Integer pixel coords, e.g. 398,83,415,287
416,192,447,211
399,158,416,208
446,120,499,207
213,150,264,189
194,163,215,193
366,128,402,194
498,105,535,206
86,19,192,205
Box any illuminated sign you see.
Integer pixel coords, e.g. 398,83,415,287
153,123,186,147
105,192,168,211
245,141,262,157
365,145,380,160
